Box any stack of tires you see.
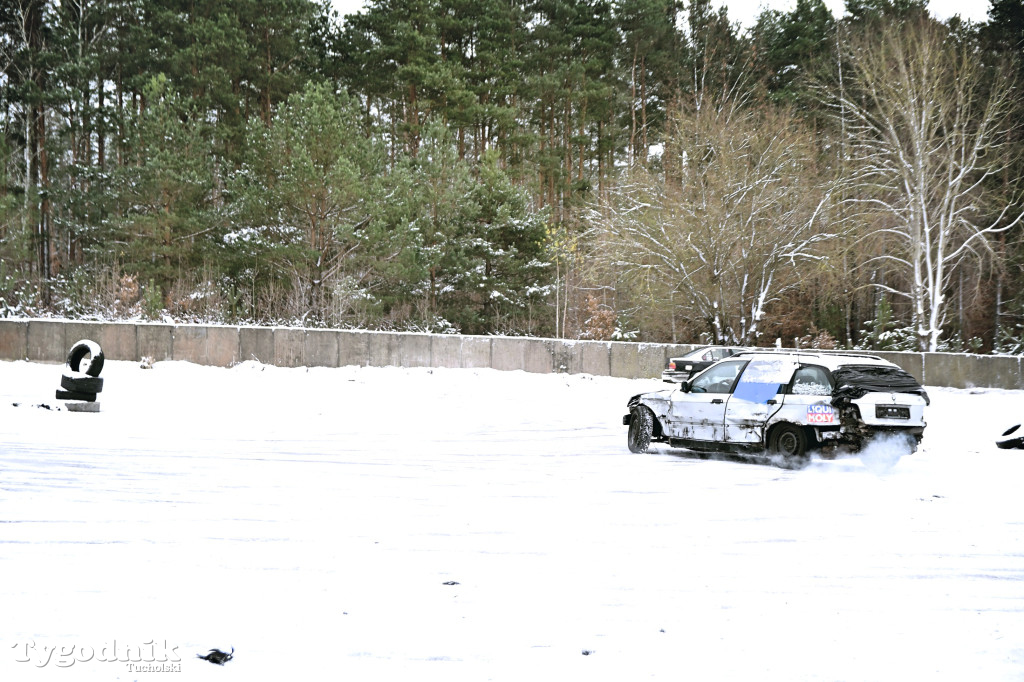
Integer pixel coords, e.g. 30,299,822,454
57,340,104,412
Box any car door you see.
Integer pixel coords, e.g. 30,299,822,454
724,357,799,445
668,359,747,441
773,364,838,430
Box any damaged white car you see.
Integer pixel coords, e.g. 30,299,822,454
623,351,929,468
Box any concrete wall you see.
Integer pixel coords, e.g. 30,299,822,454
1,318,1022,390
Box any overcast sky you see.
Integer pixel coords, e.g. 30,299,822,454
330,0,991,29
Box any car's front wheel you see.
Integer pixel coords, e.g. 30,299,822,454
627,406,655,454
769,423,809,469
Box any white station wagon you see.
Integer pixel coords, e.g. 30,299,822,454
623,351,929,468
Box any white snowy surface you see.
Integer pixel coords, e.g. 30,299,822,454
1,359,1022,681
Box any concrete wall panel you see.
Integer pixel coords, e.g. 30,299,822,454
172,325,232,365
367,331,397,367
523,339,554,374
550,340,581,374
100,322,139,361
27,320,67,363
638,344,667,380
922,353,968,389
491,337,524,372
172,325,216,365
206,327,240,367
338,330,369,367
610,342,641,379
240,326,275,364
924,353,1021,390
63,322,99,359
304,329,339,368
431,335,462,369
138,324,173,361
0,320,28,360
461,336,491,368
972,355,1023,390
399,333,432,367
578,341,611,376
274,328,306,368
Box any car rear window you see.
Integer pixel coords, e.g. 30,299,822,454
830,365,927,403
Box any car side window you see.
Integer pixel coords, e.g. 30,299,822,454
690,360,745,394
791,365,833,395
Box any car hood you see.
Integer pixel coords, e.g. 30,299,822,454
628,388,674,407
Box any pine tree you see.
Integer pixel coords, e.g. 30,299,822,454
752,0,836,109
236,81,379,324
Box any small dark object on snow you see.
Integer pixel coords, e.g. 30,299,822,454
996,424,1024,450
442,580,460,586
582,649,594,656
197,647,233,665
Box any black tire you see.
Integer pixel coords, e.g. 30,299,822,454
769,423,809,469
61,371,104,394
56,388,98,402
66,339,104,377
627,406,655,454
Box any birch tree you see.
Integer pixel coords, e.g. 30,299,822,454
592,99,835,344
835,14,1023,352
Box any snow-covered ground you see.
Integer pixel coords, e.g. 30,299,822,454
1,359,1023,681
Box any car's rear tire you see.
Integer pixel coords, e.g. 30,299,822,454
627,406,654,454
769,423,809,469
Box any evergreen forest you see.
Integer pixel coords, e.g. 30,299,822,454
3,0,1024,353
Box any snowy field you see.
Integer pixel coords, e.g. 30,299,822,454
1,359,1023,681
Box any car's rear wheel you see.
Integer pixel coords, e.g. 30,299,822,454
627,406,654,454
769,423,809,469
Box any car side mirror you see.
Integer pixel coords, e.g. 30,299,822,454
679,380,692,393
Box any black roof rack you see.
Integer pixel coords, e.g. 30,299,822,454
732,349,885,362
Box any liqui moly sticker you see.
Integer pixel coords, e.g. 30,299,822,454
807,403,837,424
